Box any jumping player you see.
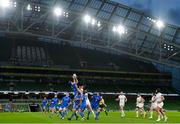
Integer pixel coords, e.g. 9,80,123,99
69,74,79,96
116,91,127,117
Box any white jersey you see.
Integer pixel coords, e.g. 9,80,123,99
155,93,164,108
118,95,126,106
136,96,144,108
155,93,163,103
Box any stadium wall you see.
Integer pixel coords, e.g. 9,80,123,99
154,63,180,94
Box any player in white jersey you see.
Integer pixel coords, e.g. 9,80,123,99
116,91,127,117
149,93,157,119
155,88,168,122
136,94,146,118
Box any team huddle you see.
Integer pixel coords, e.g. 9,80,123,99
42,74,168,122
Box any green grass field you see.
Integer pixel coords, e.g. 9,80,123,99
0,112,179,123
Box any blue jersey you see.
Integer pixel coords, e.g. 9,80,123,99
61,96,71,108
42,99,47,106
52,97,58,106
69,81,78,95
79,94,87,110
74,95,81,106
91,95,102,106
49,100,56,108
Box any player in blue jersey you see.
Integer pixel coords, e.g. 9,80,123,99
68,92,82,120
69,74,79,96
87,93,102,120
49,94,58,118
79,91,87,120
42,97,48,114
58,93,71,119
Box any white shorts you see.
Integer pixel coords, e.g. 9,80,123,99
151,103,157,110
137,103,144,108
157,102,164,109
119,102,125,107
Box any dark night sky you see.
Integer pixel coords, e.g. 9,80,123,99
112,0,180,26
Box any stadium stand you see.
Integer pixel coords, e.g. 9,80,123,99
0,36,159,73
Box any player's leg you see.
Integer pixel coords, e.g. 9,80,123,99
95,107,101,120
142,108,146,118
59,107,65,119
49,107,55,118
68,105,79,120
87,104,95,120
120,105,125,117
102,105,108,116
79,105,86,120
149,107,153,119
156,107,163,121
159,105,167,122
136,107,139,117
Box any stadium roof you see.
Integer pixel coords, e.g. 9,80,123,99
0,0,180,68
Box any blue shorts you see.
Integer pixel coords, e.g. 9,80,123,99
42,105,47,110
80,104,86,111
49,104,56,109
91,104,99,110
59,105,68,110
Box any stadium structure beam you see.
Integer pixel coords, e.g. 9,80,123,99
23,11,50,32
127,13,144,49
1,30,180,68
172,28,179,43
107,3,119,22
166,51,180,60
137,36,147,55
14,0,180,49
94,0,106,17
0,0,180,65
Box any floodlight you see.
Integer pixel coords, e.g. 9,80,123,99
97,21,101,27
155,20,164,29
117,25,125,34
54,7,62,16
83,14,91,24
112,26,117,32
0,0,10,8
91,18,96,25
27,4,32,11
